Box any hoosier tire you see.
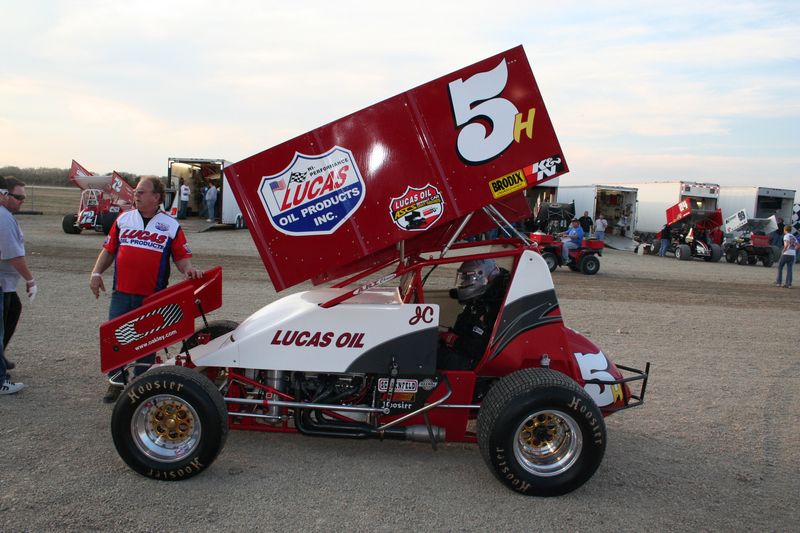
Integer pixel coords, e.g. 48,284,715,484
477,368,606,497
111,365,228,481
676,244,691,260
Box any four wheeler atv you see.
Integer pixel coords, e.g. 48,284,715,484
528,233,604,275
721,212,778,267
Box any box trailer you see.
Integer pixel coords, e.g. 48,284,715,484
166,158,245,228
615,181,720,234
717,186,795,224
556,185,638,235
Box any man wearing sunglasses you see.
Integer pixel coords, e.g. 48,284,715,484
0,176,37,395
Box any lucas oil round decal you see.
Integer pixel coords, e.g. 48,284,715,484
389,184,444,231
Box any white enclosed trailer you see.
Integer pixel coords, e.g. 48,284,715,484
717,186,795,223
616,181,720,234
556,185,638,235
166,158,246,228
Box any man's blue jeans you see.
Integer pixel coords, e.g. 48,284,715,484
108,291,154,383
659,238,670,256
776,255,794,287
0,293,6,382
562,241,579,263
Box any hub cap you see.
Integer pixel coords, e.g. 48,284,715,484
513,409,582,477
131,394,202,463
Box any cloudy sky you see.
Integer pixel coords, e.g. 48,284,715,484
1,0,798,189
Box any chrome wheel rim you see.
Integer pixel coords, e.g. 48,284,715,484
131,394,202,463
512,409,582,477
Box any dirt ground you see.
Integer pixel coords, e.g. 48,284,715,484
1,197,798,531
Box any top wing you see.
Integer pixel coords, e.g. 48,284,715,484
225,46,568,291
68,160,135,205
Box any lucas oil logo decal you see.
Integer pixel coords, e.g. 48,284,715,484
258,146,365,236
389,184,444,231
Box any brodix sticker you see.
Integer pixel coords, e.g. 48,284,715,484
389,184,444,231
258,146,365,236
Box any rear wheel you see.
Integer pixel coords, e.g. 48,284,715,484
676,244,691,261
541,252,558,273
100,212,119,235
579,255,600,275
709,243,722,262
62,213,80,234
762,253,774,267
111,365,228,481
477,368,606,497
725,248,737,263
737,250,749,265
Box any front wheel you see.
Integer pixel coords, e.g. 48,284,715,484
477,368,606,497
579,255,600,275
676,244,691,261
62,213,80,234
762,253,774,267
111,365,228,481
737,250,749,265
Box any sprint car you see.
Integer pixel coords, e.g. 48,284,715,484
99,46,649,496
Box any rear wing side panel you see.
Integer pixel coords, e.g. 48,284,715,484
99,267,222,373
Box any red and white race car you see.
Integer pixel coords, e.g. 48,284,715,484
62,160,135,235
99,47,649,496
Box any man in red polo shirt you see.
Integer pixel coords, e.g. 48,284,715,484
89,176,202,403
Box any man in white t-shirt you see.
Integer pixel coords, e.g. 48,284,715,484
178,179,190,219
594,214,608,240
775,225,796,288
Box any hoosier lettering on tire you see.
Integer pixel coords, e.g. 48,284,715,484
477,368,606,497
111,365,228,481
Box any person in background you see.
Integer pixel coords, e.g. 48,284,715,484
578,211,593,234
594,213,608,241
658,223,672,257
205,181,218,223
89,177,202,403
617,212,629,237
0,177,37,395
775,225,796,289
178,178,190,219
559,218,584,264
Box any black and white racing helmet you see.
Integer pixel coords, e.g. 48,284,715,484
455,259,500,302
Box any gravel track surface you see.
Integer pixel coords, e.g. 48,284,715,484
1,214,797,532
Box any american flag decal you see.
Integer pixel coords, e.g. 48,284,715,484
114,304,184,345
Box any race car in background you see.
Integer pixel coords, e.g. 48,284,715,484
62,160,135,234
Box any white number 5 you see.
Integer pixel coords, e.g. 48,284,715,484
448,59,519,164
